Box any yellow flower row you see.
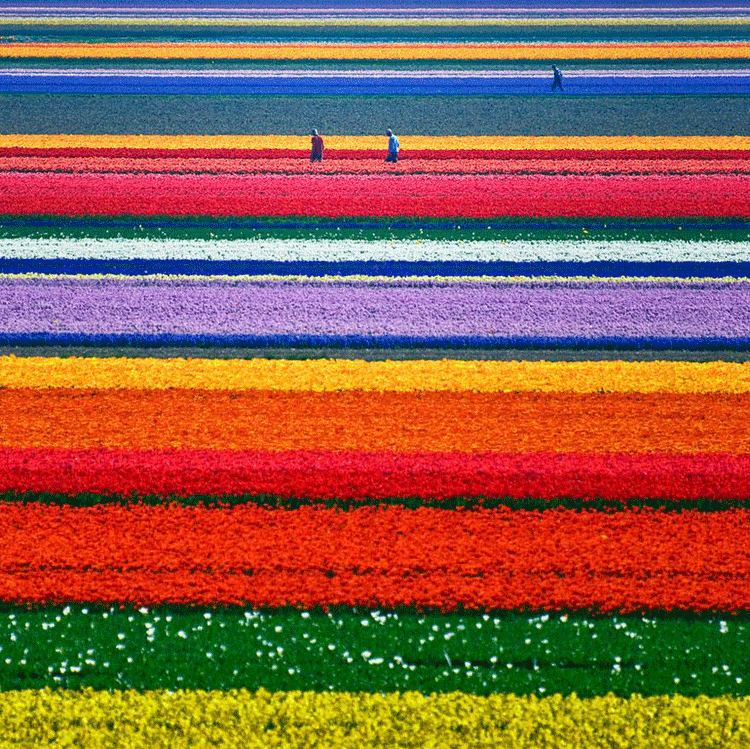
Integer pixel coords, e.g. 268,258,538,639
2,689,750,749
2,356,750,393
2,42,749,60
2,133,749,151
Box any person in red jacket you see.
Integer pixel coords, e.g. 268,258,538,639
310,129,324,162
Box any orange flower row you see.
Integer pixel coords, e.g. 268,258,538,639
1,389,748,453
2,504,750,610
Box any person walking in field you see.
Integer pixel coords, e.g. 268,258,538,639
551,65,564,92
385,129,400,162
310,129,324,162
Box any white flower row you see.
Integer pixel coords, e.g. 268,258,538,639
2,237,750,263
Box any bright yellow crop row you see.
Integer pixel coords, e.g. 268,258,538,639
2,689,750,749
2,42,750,60
2,133,749,150
2,356,750,393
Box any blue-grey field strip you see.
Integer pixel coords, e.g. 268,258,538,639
1,70,749,95
3,94,748,135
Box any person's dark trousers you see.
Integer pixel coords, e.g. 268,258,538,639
310,154,322,162
552,80,563,91
385,153,398,162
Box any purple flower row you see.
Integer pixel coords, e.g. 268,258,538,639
1,277,748,339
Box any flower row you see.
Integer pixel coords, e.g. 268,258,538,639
6,135,744,152
4,504,747,575
2,277,747,343
4,172,750,217
1,390,747,452
2,356,749,393
9,71,749,97
4,688,750,748
5,147,750,161
4,235,750,265
5,41,750,60
3,449,750,500
5,157,750,176
3,505,750,610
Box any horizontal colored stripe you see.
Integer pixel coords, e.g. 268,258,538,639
2,390,750,452
6,333,749,349
8,490,750,512
9,14,750,25
3,357,750,393
4,262,750,280
1,134,748,150
2,449,750,500
8,148,750,161
4,42,750,60
3,217,750,243
5,690,750,747
6,347,749,362
1,504,750,610
3,236,750,263
12,26,750,44
3,605,749,696
5,273,738,284
0,5,741,16
3,261,750,279
3,71,747,94
18,159,750,179
4,172,749,218
8,148,750,162
17,69,739,78
6,156,750,176
0,278,747,344
5,95,747,139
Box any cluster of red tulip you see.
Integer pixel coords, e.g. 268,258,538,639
2,503,749,611
2,448,750,501
2,172,748,217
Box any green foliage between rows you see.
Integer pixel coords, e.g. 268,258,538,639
2,216,748,244
4,491,750,512
1,605,748,697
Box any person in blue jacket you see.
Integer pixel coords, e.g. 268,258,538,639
385,129,400,162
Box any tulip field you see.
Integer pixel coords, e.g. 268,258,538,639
4,1,750,746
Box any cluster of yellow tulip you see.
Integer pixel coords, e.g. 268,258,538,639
2,689,749,749
2,356,747,393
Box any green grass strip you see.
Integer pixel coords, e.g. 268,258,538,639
4,23,749,43
1,217,748,243
1,604,748,697
5,491,750,512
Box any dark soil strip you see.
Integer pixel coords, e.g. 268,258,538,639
3,346,749,361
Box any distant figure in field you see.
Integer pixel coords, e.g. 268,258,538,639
551,65,564,92
310,129,324,162
385,129,400,162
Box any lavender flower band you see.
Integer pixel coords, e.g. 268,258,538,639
1,277,748,341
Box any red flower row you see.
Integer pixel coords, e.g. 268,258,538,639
1,148,747,161
4,157,746,176
2,448,750,500
1,504,749,611
4,568,750,611
2,172,749,217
